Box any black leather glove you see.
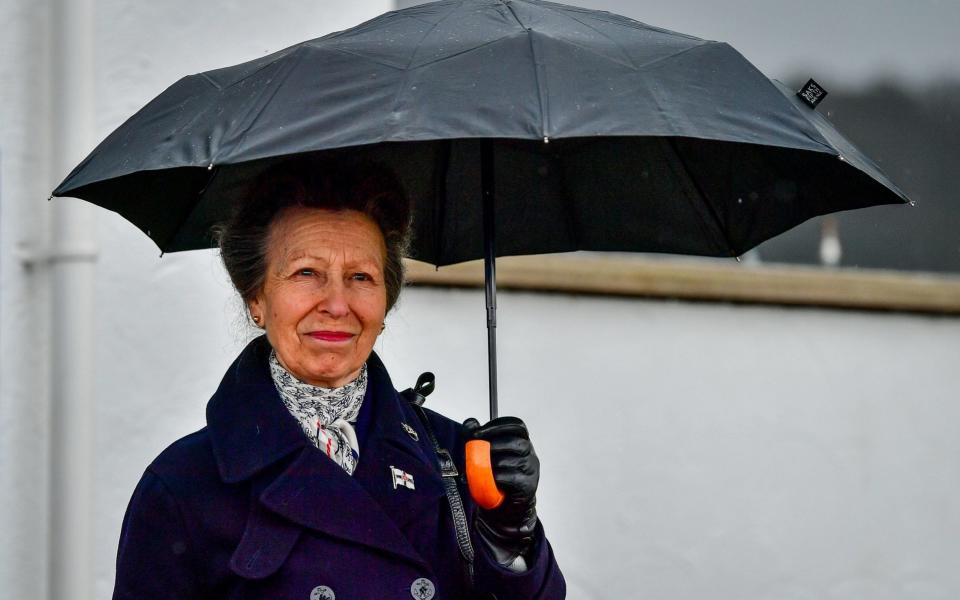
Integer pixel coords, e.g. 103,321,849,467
463,416,540,565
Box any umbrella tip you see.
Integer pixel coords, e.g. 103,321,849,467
47,195,54,201
207,163,214,170
543,136,550,144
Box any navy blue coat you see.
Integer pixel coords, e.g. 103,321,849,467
113,336,565,599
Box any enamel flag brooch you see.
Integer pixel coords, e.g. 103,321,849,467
390,466,415,490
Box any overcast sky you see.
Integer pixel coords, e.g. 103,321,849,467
398,0,960,88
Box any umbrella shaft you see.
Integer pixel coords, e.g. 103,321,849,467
482,140,498,421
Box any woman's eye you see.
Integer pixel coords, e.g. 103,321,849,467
351,272,372,282
296,268,315,277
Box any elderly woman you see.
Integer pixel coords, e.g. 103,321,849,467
112,158,566,599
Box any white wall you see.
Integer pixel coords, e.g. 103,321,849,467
3,1,960,599
383,288,960,599
82,271,960,599
0,2,395,599
1,3,56,600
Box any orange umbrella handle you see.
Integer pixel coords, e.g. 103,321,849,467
465,439,505,509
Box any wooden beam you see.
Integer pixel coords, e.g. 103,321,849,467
404,255,960,315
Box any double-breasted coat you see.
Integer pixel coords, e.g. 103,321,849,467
113,336,566,599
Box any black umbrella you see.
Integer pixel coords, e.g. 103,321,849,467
53,0,908,424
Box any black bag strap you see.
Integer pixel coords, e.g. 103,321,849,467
401,373,476,585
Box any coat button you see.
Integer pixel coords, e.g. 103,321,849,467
310,585,335,600
410,577,436,600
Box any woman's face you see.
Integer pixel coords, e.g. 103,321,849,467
249,207,387,387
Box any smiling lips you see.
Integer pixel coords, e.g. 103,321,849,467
306,331,355,342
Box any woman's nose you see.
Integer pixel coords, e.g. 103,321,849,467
317,278,350,318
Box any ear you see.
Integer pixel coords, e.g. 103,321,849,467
247,296,265,326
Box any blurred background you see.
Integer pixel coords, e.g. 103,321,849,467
1,1,958,599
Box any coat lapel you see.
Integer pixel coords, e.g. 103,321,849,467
210,338,434,571
352,354,447,532
229,469,303,580
259,444,427,568
207,336,306,484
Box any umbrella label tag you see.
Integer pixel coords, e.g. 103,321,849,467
797,78,828,109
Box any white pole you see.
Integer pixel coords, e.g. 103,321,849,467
49,0,98,597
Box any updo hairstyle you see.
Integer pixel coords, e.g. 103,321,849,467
215,157,411,314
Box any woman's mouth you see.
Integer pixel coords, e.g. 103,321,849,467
306,331,355,342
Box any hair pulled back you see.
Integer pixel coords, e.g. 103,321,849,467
215,157,411,313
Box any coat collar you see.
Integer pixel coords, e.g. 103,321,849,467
207,335,438,486
211,336,446,571
207,335,306,484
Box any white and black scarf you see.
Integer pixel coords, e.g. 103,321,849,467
269,350,367,475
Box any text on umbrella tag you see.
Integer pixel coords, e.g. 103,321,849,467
797,78,828,109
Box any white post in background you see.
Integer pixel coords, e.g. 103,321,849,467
49,0,98,597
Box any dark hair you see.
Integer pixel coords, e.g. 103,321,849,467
215,157,411,313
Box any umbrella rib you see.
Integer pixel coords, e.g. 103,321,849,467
502,0,527,28
217,46,308,162
529,32,550,140
323,46,407,71
403,32,525,70
160,164,223,253
402,0,469,70
317,6,435,42
201,43,307,91
631,41,719,74
519,2,716,77
318,1,467,71
504,1,549,138
399,14,445,28
380,3,513,140
543,9,640,71
665,138,738,257
197,72,223,91
544,37,643,73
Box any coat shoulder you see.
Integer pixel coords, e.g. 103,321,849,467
144,427,221,494
147,427,214,469
420,405,463,435
116,428,249,597
415,405,467,461
133,426,249,559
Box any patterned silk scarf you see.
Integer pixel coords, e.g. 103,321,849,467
268,350,367,475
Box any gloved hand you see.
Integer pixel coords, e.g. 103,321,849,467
463,416,540,565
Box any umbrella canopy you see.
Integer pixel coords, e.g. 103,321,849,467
53,0,906,265
52,0,911,421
